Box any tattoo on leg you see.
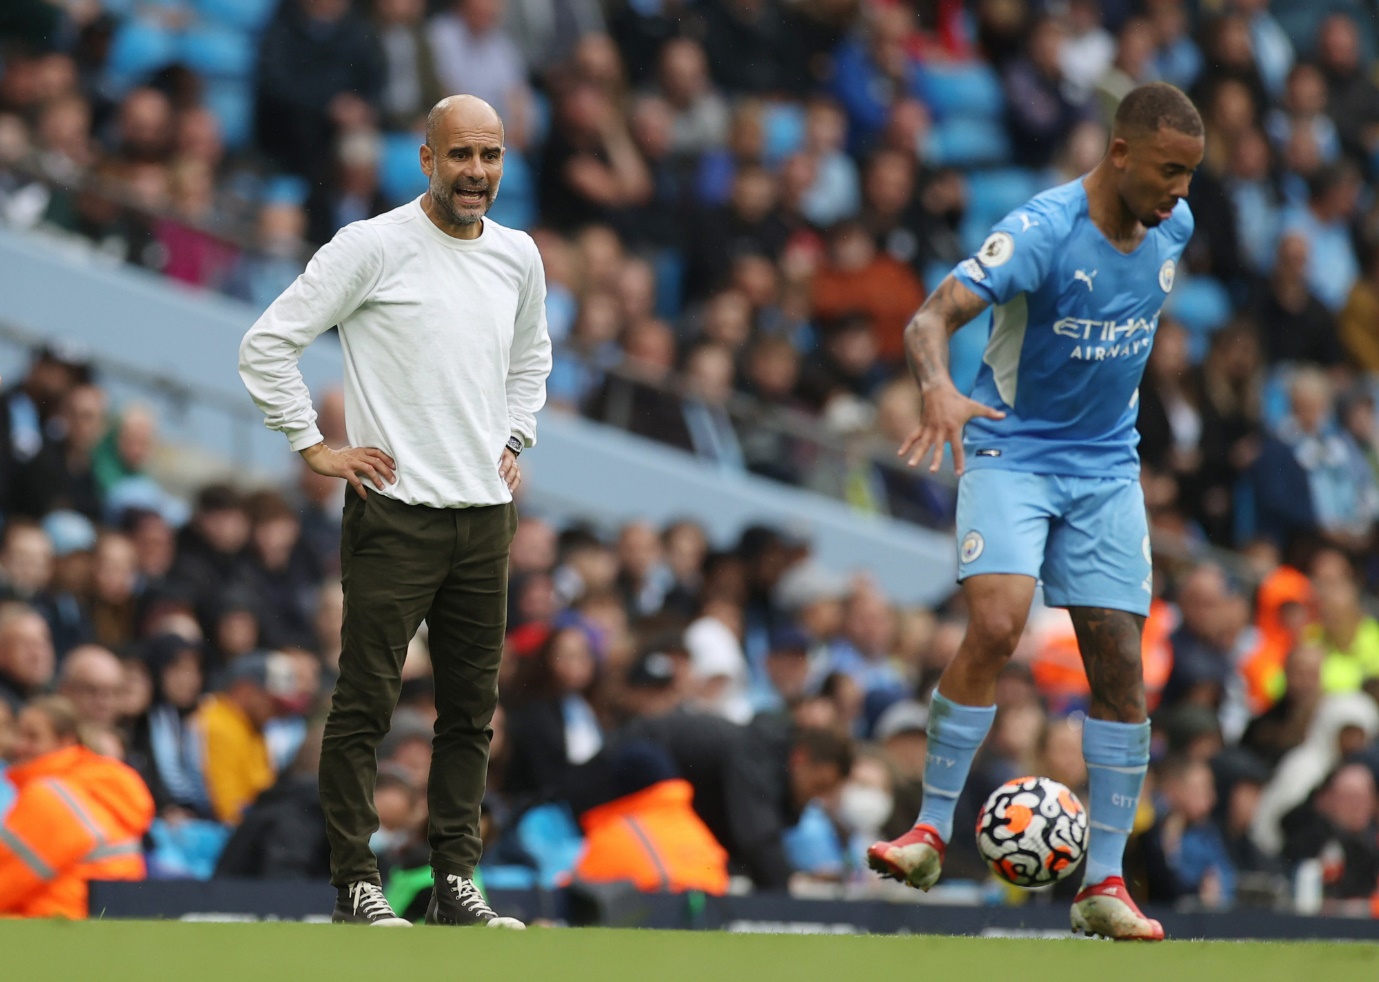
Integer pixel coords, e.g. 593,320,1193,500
1069,607,1147,723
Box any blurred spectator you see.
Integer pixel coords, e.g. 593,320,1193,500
1252,231,1342,367
799,96,859,229
504,0,605,71
699,0,796,97
1225,127,1282,277
225,202,309,312
1266,63,1341,166
810,220,924,365
681,342,745,469
1230,0,1292,100
127,633,205,816
428,0,532,149
1143,755,1237,906
538,81,651,233
1252,691,1379,854
685,163,789,303
11,382,106,522
0,604,55,714
1250,369,1379,550
88,532,138,649
1315,13,1379,169
91,403,157,496
0,343,91,517
1310,550,1379,694
188,650,294,825
685,596,752,723
828,4,921,154
1003,15,1094,169
1279,162,1362,312
254,0,383,179
167,484,252,640
572,739,729,894
654,37,729,159
584,319,693,452
1161,564,1237,712
56,644,122,729
504,624,602,799
1095,16,1158,122
617,714,852,890
1059,0,1116,103
373,0,443,132
214,727,330,880
1280,761,1379,901
1244,640,1325,767
0,695,153,918
1147,0,1203,92
243,490,320,651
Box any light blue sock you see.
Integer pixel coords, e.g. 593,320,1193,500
916,692,996,843
1081,718,1151,886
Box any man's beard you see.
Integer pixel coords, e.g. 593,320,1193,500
429,179,497,226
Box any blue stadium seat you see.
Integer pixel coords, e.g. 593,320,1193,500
1165,275,1232,361
106,20,179,89
487,148,535,230
922,259,951,292
762,101,806,167
916,61,1005,121
379,131,428,206
180,25,255,79
261,174,310,206
202,78,253,150
194,0,280,33
929,118,1011,168
965,168,1047,228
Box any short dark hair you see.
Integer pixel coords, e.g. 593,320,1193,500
1113,82,1204,139
793,725,854,775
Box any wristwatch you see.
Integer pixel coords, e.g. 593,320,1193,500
506,435,524,457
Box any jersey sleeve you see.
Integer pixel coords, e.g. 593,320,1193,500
951,204,1061,306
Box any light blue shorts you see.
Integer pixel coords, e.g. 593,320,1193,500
954,469,1151,616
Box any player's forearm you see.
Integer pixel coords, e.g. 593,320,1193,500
903,311,955,393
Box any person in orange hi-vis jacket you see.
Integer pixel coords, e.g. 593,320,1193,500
573,742,729,895
1239,566,1316,715
0,696,154,919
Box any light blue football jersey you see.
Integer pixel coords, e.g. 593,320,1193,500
951,178,1194,478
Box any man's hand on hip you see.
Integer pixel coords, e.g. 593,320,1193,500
301,442,396,499
498,448,521,493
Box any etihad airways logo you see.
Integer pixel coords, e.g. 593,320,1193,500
1052,313,1159,343
1053,313,1158,362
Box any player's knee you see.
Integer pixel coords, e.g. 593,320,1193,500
964,613,1025,662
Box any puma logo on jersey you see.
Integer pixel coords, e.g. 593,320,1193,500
1074,268,1098,292
1016,212,1039,232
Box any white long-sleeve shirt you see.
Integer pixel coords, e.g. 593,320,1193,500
239,198,552,508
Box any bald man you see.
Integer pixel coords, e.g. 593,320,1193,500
57,644,125,729
240,94,550,927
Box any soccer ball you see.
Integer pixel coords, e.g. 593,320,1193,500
975,776,1088,888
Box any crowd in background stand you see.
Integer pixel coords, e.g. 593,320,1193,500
3,0,1379,916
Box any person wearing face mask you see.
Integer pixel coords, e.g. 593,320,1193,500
837,750,899,881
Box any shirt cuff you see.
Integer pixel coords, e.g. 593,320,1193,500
287,424,325,453
509,422,534,449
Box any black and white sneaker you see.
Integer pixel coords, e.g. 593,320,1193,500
425,872,525,929
332,881,413,926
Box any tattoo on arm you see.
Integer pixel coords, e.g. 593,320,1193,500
1069,606,1147,723
904,275,989,391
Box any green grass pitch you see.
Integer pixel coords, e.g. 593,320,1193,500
3,920,1378,982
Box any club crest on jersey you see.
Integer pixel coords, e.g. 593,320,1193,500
977,232,1014,268
960,531,985,564
1159,258,1176,293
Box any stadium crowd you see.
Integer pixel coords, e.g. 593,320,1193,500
2,0,1379,920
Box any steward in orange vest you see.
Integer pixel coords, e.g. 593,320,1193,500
0,697,154,918
571,741,729,895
